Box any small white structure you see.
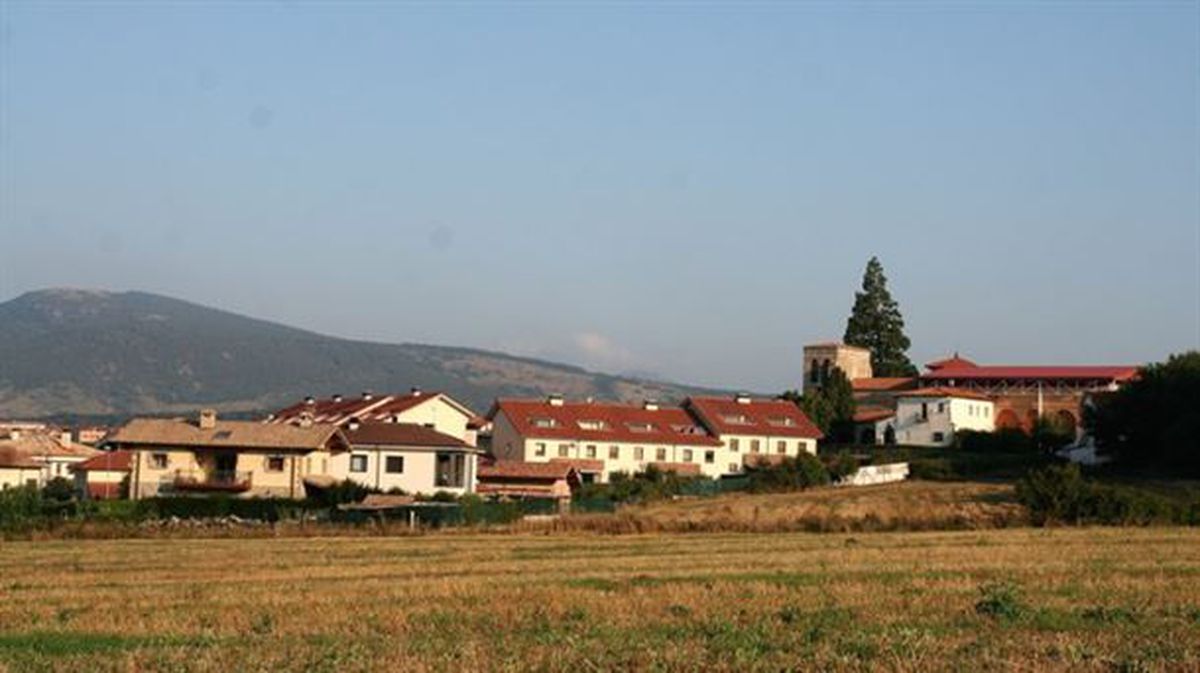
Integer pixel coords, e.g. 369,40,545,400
884,387,994,447
839,462,910,486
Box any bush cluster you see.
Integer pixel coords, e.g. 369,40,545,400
576,465,713,505
744,454,830,493
1017,463,1199,526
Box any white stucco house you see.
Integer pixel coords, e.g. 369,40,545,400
335,421,481,495
881,387,995,447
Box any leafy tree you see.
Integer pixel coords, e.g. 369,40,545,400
781,367,856,441
1088,351,1200,476
843,257,918,377
41,477,76,503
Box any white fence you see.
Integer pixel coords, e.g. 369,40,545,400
838,462,909,487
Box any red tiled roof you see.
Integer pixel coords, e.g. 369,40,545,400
925,354,978,371
490,399,722,447
272,392,477,426
344,422,474,450
853,407,896,423
71,450,133,472
898,387,993,402
851,377,918,392
478,460,577,481
549,458,605,472
685,397,823,440
923,365,1138,382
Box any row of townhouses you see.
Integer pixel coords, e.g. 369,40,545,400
52,390,823,502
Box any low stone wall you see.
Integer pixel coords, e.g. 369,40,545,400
839,462,909,487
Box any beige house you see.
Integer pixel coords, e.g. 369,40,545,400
337,421,482,495
270,390,480,446
0,448,43,490
0,428,101,489
108,410,350,499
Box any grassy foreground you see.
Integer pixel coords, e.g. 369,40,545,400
1,529,1198,671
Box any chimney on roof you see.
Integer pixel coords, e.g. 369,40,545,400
547,394,564,407
305,396,316,406
585,396,594,404
298,411,314,428
643,400,659,411
410,387,422,397
735,393,752,405
362,391,374,401
332,393,343,403
199,409,217,430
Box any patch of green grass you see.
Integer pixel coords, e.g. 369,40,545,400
0,631,215,657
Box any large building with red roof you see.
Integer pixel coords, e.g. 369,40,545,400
806,341,1138,437
488,393,822,481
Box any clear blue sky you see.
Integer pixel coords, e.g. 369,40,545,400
1,2,1197,391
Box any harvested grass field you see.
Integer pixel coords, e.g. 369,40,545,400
1,528,1198,671
592,480,1026,532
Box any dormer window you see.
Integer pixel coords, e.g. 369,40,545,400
766,416,795,427
625,422,654,433
577,420,608,431
530,417,557,429
722,414,751,425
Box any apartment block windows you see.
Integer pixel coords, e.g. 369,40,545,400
534,443,546,457
349,454,368,473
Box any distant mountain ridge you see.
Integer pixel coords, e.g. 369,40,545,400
0,289,725,419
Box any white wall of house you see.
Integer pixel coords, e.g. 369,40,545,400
331,448,477,495
891,396,995,446
0,466,42,489
391,397,477,446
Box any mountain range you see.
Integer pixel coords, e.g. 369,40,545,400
0,289,725,420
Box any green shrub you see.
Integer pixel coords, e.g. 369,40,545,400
822,451,860,481
41,477,77,503
1017,464,1192,526
975,581,1025,621
577,466,714,505
745,454,830,493
956,429,1035,453
0,485,43,530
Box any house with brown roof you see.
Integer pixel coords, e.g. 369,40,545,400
0,427,101,490
107,410,350,499
335,420,483,495
70,450,133,500
476,460,581,502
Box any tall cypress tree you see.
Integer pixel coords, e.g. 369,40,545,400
843,257,918,377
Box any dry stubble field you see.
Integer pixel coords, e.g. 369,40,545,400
0,527,1198,672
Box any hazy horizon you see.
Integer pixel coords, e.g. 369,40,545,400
2,3,1197,391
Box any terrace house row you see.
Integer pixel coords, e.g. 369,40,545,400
488,394,822,482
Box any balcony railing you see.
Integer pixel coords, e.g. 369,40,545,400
173,469,253,493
